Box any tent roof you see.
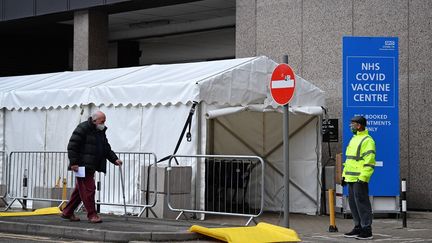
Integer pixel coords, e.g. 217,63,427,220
0,56,324,110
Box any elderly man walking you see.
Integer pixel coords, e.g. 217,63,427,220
61,111,122,223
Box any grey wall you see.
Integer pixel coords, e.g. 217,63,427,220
236,0,432,210
139,28,235,65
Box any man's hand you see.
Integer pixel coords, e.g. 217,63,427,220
341,177,347,187
71,165,79,172
114,159,123,166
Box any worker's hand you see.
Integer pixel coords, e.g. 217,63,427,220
341,177,347,187
71,165,79,172
114,159,123,166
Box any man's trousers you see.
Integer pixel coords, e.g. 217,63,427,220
62,170,97,219
348,182,373,229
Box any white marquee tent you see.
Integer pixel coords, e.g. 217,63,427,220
0,56,325,214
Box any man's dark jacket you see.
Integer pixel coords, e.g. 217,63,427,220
67,117,118,173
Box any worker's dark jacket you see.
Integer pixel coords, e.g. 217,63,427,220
67,117,118,173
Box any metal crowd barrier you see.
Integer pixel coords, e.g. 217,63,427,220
95,152,158,217
3,151,158,217
167,155,265,225
0,151,7,206
5,151,72,211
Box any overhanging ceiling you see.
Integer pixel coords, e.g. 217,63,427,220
108,0,235,41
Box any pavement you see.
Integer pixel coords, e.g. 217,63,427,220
0,209,431,242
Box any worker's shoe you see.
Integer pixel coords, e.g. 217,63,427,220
61,214,80,222
343,226,362,238
88,215,102,223
355,227,373,240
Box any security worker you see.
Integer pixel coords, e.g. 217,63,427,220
342,116,376,240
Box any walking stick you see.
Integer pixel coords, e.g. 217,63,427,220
119,165,128,221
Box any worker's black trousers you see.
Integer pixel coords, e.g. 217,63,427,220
348,182,372,229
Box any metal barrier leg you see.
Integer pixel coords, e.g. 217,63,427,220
58,200,68,210
245,216,254,226
149,208,158,218
76,202,84,213
17,199,27,210
175,211,185,220
0,197,8,208
2,198,16,211
252,218,258,226
138,207,147,217
138,207,158,218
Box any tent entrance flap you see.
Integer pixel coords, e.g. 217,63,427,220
208,110,321,214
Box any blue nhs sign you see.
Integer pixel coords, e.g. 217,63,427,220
343,37,399,196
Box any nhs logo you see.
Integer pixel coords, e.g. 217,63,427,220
382,40,396,50
385,40,395,46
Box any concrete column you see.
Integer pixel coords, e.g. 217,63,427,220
407,0,432,209
73,9,108,71
236,0,257,58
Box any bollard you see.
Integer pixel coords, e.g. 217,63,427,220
96,181,101,213
328,189,338,232
401,178,407,228
22,169,28,209
61,178,67,210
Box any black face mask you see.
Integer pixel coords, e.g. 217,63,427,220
350,125,358,134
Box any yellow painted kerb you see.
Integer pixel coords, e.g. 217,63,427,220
0,207,61,217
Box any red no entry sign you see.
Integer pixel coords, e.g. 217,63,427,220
270,64,296,105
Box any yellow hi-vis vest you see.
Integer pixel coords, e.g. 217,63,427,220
342,129,376,183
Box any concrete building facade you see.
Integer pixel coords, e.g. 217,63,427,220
236,0,432,210
0,0,431,210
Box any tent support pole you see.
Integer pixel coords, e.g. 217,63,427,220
195,102,202,216
316,115,322,215
1,108,5,187
2,108,5,152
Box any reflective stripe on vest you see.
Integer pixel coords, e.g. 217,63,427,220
346,136,372,161
364,164,375,168
361,150,375,158
355,136,371,160
345,171,361,176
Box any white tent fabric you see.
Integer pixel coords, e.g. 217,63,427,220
0,56,325,214
0,57,275,110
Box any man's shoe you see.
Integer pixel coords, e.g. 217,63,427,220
61,214,80,222
343,226,362,238
88,215,102,223
355,228,373,240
